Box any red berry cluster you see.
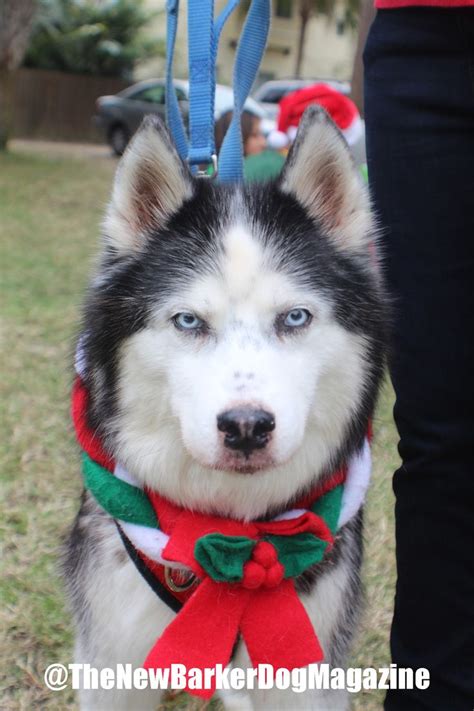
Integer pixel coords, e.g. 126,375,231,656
241,541,284,589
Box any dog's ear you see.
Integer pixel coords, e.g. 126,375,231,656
103,116,193,254
278,106,372,252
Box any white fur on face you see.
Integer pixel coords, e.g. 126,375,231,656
112,224,368,520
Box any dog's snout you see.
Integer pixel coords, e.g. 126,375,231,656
217,408,275,456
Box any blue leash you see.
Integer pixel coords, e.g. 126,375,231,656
165,0,188,162
165,0,271,183
218,1,270,182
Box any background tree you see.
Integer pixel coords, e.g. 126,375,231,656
24,0,164,79
0,0,37,150
294,0,361,78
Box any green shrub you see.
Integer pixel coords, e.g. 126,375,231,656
24,0,164,79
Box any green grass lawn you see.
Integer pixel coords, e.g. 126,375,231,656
0,145,400,710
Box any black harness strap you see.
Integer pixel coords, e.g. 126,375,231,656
116,522,183,614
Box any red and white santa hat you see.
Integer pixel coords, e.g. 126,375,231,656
278,83,363,147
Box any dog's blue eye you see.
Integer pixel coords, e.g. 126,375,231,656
173,312,204,331
283,309,312,328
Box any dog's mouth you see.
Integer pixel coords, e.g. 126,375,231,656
222,462,267,475
214,450,276,475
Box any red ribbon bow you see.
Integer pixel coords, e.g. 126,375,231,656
143,494,334,699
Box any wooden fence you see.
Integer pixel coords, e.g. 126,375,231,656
12,68,128,142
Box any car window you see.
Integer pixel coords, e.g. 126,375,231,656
129,85,165,104
261,88,287,103
129,85,187,103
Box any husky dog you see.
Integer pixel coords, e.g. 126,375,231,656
64,106,386,710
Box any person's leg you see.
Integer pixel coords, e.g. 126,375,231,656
364,9,474,710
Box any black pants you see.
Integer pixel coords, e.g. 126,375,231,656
364,9,474,710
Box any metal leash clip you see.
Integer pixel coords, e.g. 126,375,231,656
191,154,218,179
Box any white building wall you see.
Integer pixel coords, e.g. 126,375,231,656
138,1,356,84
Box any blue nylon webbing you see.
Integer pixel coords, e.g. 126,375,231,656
165,0,188,160
165,0,271,182
187,0,215,166
218,0,271,182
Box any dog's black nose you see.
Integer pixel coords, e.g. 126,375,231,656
217,408,275,456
